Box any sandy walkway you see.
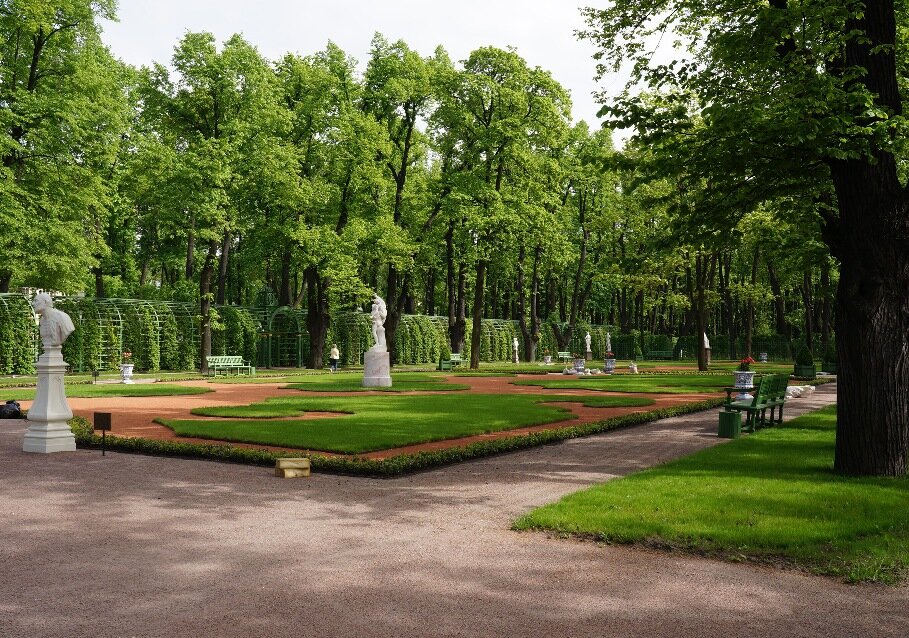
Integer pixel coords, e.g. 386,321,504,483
1,382,906,638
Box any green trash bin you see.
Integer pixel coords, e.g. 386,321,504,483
718,410,741,438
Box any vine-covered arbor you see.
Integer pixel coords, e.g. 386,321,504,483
0,293,38,375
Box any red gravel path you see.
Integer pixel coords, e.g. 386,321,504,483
20,374,718,458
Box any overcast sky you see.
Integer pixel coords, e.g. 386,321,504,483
100,0,622,132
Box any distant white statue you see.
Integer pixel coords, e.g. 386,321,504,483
606,332,612,353
703,332,710,350
585,332,592,352
370,295,388,352
32,293,74,348
513,337,519,362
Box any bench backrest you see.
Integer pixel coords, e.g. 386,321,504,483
207,355,244,365
557,351,571,357
745,374,775,406
769,373,789,400
449,353,462,362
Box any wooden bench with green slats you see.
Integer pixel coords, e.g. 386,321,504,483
206,355,255,377
722,373,789,432
438,352,464,371
557,351,572,363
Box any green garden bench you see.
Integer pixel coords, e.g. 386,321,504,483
722,373,788,432
647,350,674,360
438,352,463,371
206,355,255,377
557,351,572,363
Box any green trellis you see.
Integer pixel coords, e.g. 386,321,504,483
0,293,38,374
265,306,305,368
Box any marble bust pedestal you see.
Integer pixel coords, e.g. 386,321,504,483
23,345,76,453
363,348,392,388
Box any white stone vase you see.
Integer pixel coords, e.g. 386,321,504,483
734,370,755,389
119,363,135,384
574,358,585,372
604,358,616,374
543,355,552,364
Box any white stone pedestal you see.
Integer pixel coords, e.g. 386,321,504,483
23,346,75,453
362,349,392,388
586,350,592,361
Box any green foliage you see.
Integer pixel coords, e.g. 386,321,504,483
824,343,838,365
795,345,815,366
0,297,36,375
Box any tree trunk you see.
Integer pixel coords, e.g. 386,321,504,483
469,260,486,369
185,218,195,280
279,249,292,307
745,246,760,357
0,271,11,293
767,262,789,338
198,240,218,375
446,224,467,354
92,265,105,298
305,266,330,369
216,231,230,306
801,268,815,350
820,261,832,347
424,267,436,316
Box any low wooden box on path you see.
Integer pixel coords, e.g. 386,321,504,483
275,457,311,478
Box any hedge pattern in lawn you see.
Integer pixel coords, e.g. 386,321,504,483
70,397,725,476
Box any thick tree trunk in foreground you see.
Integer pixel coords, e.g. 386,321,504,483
826,1,909,476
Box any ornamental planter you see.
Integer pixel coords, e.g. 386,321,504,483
793,364,816,379
733,370,755,389
119,363,135,384
604,358,616,374
574,358,585,372
543,355,552,364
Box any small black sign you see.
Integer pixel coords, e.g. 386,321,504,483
94,412,112,431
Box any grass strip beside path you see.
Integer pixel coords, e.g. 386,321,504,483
512,374,732,394
0,384,212,401
515,406,909,584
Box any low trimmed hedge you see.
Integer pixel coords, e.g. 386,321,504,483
69,397,726,477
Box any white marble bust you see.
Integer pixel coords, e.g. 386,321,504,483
32,293,74,349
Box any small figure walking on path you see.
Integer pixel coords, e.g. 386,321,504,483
329,344,340,372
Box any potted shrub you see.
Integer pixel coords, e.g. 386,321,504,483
823,343,838,374
793,345,816,379
543,348,552,364
438,341,452,370
603,351,616,374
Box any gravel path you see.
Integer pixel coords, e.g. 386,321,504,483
1,381,906,637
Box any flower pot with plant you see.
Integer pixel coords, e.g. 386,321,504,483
119,351,135,384
543,348,552,364
603,351,616,374
793,345,816,379
734,356,756,399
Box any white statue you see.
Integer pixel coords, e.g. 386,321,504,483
606,332,612,353
703,332,710,350
370,295,388,352
585,332,592,352
32,293,74,348
513,337,519,362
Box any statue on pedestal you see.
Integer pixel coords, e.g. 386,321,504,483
370,295,388,353
363,294,392,388
24,294,76,453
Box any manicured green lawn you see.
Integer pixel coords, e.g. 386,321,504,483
0,383,211,401
512,373,732,394
515,406,909,584
159,394,579,453
283,372,468,392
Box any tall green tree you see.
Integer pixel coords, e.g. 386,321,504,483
141,32,278,373
0,0,127,292
583,1,909,475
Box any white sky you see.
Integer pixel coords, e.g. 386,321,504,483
99,0,625,134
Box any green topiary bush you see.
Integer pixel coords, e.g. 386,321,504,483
795,345,814,366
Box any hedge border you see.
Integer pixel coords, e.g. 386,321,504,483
69,397,726,477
